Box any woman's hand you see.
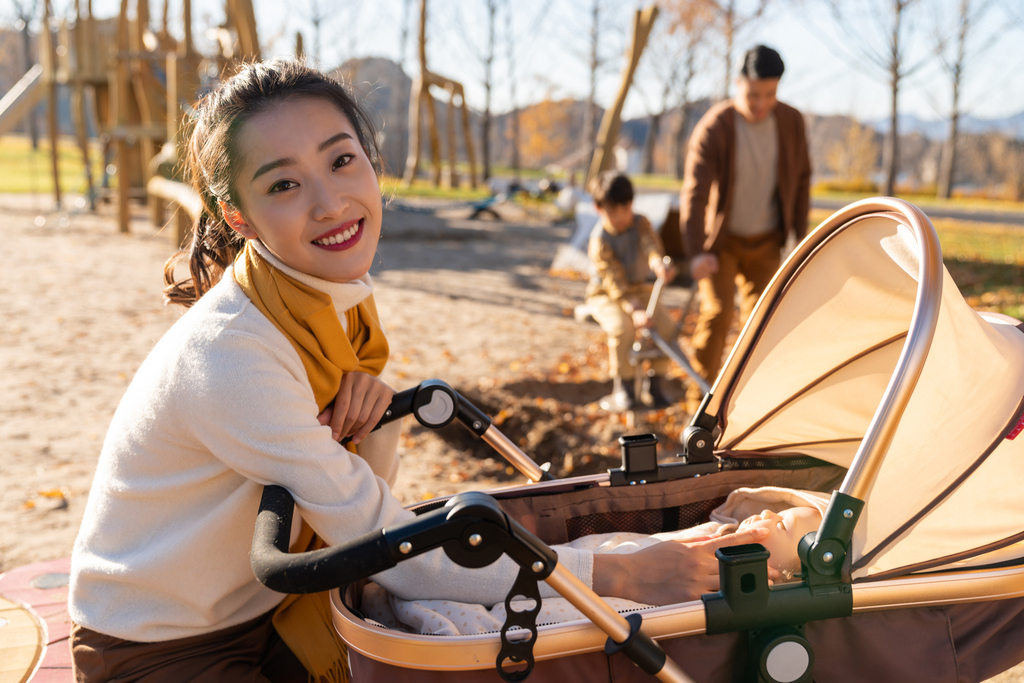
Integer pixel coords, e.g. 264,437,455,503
317,372,394,445
592,526,780,605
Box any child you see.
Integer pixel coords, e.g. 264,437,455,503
362,487,826,636
67,60,772,682
585,171,678,412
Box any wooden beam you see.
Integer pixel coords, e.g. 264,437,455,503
42,0,62,208
587,5,658,187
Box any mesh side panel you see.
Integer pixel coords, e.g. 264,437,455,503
565,496,729,540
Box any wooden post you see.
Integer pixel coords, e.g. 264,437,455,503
114,0,131,232
42,0,62,208
167,0,199,247
402,77,423,186
458,90,477,189
424,86,441,187
445,85,458,188
72,0,97,209
587,5,658,188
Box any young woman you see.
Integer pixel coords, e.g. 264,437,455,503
68,59,772,682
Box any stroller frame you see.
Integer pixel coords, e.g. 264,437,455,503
252,198,1024,682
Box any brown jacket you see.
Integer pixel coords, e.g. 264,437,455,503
680,100,811,257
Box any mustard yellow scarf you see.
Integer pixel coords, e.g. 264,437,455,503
235,242,390,682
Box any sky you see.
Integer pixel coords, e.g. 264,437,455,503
33,0,1024,125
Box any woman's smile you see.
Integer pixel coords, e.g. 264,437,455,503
312,218,364,250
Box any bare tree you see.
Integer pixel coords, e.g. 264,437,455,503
505,0,521,179
291,0,362,68
635,34,681,175
502,0,553,181
933,0,1003,199
399,0,413,67
695,0,769,99
661,0,715,178
819,0,931,196
450,0,501,181
583,0,600,166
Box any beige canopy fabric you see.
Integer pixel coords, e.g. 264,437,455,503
715,212,1024,579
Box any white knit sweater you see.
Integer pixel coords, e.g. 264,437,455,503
69,250,593,642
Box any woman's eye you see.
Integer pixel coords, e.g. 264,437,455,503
334,154,355,170
269,180,296,193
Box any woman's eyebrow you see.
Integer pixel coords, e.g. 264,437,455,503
250,133,354,183
251,157,294,183
318,131,353,151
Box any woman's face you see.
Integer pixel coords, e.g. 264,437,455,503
737,507,822,573
227,96,382,283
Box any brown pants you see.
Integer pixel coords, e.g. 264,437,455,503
688,230,783,408
70,610,309,683
586,295,677,380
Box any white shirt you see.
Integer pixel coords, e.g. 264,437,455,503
69,260,592,641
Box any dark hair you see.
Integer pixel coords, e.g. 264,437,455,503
163,58,382,307
739,45,785,80
590,171,634,208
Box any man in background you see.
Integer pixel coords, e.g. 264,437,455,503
679,44,811,412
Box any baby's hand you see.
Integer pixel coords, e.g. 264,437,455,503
318,372,394,445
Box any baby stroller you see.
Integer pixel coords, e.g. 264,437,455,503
251,198,1024,682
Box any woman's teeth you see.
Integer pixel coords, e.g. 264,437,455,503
314,221,359,245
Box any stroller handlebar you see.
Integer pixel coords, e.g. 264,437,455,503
343,379,552,482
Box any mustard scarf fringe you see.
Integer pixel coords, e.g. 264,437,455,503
235,242,391,682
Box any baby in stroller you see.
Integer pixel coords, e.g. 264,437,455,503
360,486,827,636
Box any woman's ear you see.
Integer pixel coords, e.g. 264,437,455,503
218,200,257,239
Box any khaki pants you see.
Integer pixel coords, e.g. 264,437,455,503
688,231,783,407
70,610,308,683
587,295,677,380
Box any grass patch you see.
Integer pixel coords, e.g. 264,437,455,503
380,175,491,201
810,207,1024,319
812,189,1024,215
0,134,107,194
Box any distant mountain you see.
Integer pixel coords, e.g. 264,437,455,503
866,111,1024,140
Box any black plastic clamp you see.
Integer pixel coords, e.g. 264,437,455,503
608,434,718,486
603,612,667,676
496,566,543,682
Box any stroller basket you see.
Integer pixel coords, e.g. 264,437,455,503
254,199,1024,682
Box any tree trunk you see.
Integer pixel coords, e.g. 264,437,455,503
885,71,899,197
21,24,39,150
641,111,660,175
583,0,599,167
937,90,959,199
672,103,692,180
505,0,520,180
722,0,735,99
884,0,902,197
481,0,496,181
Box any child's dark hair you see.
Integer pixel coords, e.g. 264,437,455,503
590,171,634,208
739,45,785,80
163,58,382,307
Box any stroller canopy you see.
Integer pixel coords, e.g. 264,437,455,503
713,207,1024,579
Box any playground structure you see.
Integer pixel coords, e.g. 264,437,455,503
0,0,263,247
402,0,478,189
586,5,658,188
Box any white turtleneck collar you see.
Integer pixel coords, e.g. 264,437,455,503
250,240,374,332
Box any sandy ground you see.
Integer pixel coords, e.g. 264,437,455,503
1,192,1021,681
0,192,619,572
